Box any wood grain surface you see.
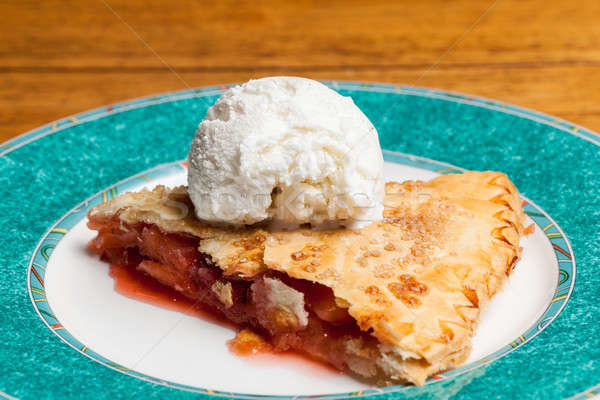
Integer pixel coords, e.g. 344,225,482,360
2,0,600,141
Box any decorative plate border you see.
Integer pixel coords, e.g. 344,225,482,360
2,81,599,157
566,383,600,400
27,151,576,399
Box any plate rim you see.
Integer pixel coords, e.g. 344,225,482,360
2,80,599,158
26,151,576,399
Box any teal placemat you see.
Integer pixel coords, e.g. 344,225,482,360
1,82,598,399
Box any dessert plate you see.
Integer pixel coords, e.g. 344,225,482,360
1,82,599,400
30,154,568,396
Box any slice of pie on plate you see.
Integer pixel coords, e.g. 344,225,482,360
87,171,526,385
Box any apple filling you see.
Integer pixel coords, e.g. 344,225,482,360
87,215,385,380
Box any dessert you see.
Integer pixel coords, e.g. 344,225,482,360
188,76,384,228
87,172,526,385
87,77,527,385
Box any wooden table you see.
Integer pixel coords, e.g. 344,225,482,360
2,0,600,142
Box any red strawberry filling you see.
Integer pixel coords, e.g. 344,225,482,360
87,214,381,378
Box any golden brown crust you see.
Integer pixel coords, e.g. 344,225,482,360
89,171,526,385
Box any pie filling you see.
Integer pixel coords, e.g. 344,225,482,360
87,214,389,381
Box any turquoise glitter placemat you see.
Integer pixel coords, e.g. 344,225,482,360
0,82,598,399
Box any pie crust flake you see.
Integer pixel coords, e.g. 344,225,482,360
87,171,526,385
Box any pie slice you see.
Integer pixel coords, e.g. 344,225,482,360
87,171,526,385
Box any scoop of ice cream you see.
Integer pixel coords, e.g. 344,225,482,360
187,76,384,228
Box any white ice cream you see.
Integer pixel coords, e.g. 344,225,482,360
187,76,384,228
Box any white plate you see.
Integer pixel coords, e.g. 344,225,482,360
41,160,558,396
